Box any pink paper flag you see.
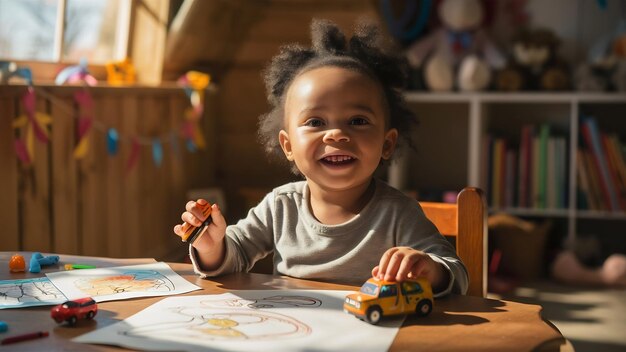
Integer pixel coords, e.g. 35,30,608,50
21,87,36,113
14,139,31,164
126,138,141,175
74,90,94,110
77,116,93,138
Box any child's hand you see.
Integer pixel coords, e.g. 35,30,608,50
173,199,227,270
372,247,447,290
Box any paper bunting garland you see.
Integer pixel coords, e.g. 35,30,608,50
9,65,210,172
126,138,141,175
107,129,119,155
12,87,53,165
73,90,95,159
152,138,163,167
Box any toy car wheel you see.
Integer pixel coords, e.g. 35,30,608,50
87,311,95,319
416,299,433,316
366,306,382,325
68,316,77,326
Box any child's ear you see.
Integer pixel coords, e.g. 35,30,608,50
279,130,294,161
382,128,398,160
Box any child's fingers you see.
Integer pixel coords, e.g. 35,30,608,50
371,266,380,278
410,257,429,279
396,256,418,281
208,204,225,228
376,248,398,279
181,211,202,227
383,250,404,281
173,224,183,237
185,200,210,221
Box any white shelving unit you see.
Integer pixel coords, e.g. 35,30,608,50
394,92,626,241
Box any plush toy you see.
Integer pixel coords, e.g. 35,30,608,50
495,28,570,91
574,20,626,92
405,0,504,92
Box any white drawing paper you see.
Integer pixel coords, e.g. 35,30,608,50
73,290,403,352
0,277,67,309
46,262,201,302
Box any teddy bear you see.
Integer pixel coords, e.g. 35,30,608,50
495,28,570,91
405,0,505,92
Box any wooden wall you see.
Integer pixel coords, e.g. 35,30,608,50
0,85,215,260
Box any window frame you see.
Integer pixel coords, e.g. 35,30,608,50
5,0,134,83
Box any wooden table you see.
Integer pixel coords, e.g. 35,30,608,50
0,252,567,351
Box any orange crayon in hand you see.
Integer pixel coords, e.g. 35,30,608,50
180,202,212,244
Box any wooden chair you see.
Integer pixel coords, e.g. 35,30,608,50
419,187,488,297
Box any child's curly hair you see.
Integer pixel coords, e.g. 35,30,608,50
258,19,417,173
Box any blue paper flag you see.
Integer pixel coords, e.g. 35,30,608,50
107,128,119,155
152,138,163,167
186,139,196,152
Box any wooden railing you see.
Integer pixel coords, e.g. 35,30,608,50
0,84,215,260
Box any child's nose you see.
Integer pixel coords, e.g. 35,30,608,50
322,128,350,143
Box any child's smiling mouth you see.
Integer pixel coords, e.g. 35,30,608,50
320,155,356,166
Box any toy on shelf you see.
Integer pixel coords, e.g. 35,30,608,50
343,277,433,325
54,58,97,86
105,58,136,85
28,252,60,273
495,28,570,91
8,254,25,273
575,19,626,92
51,298,98,326
405,0,504,92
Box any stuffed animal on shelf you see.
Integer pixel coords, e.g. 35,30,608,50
574,20,626,92
405,0,505,92
495,28,570,91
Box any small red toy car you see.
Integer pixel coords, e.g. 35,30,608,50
51,297,98,326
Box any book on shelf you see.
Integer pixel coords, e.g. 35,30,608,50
485,122,567,211
517,124,533,208
580,116,621,211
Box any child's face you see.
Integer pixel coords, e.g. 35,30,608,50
279,66,398,192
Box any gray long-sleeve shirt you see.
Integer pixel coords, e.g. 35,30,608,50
190,179,468,296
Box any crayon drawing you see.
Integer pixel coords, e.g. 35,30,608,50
73,270,174,296
0,277,67,309
74,290,403,352
46,262,200,302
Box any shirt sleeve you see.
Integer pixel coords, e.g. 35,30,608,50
190,191,276,278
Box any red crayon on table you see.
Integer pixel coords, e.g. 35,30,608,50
1,331,49,345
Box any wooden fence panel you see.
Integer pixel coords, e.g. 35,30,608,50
0,85,213,259
21,95,52,251
102,96,124,258
0,95,20,251
50,94,79,254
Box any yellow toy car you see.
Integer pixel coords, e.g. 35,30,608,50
343,277,434,325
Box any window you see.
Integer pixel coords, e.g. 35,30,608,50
401,282,423,295
0,0,131,64
379,284,398,298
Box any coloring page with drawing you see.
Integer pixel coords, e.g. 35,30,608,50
46,262,201,302
74,290,403,352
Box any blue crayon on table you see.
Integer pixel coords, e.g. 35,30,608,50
0,321,7,333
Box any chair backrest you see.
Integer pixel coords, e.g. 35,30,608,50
419,187,487,297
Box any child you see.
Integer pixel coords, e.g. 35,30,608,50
174,19,468,296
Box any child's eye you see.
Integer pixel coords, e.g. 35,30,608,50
349,117,369,125
304,118,324,127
